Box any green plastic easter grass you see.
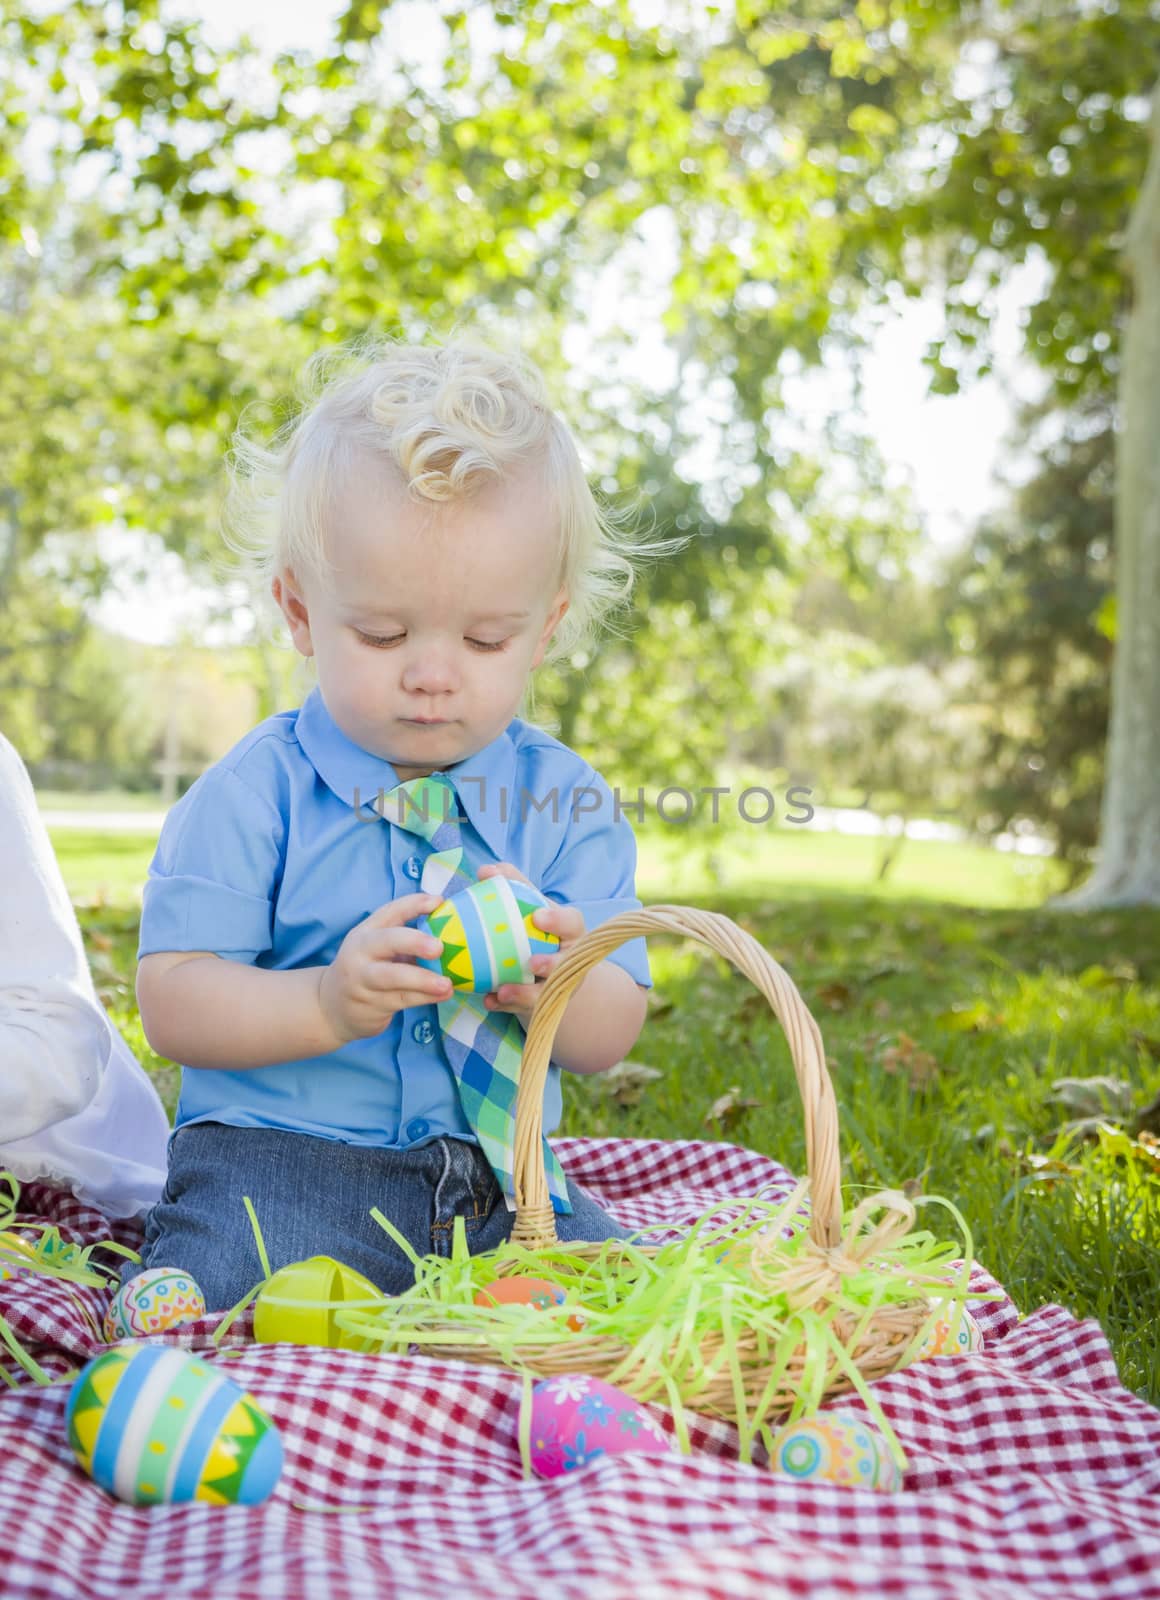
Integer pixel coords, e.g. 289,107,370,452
518,1372,535,1477
211,1196,274,1345
216,1172,995,1471
0,1172,148,1389
0,1170,140,1292
0,1313,52,1386
318,1186,1001,1468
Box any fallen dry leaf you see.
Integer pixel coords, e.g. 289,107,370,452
1047,1075,1135,1122
879,1032,939,1089
1139,1131,1160,1169
1018,1151,1084,1188
598,1059,663,1109
704,1086,762,1132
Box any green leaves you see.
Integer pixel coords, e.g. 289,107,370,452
1,0,1153,866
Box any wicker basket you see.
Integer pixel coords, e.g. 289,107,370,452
341,905,961,1427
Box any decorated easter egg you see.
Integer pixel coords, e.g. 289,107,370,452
416,875,559,993
914,1303,984,1360
104,1268,207,1341
476,1276,588,1331
253,1256,385,1349
0,1231,37,1254
528,1375,672,1478
769,1409,902,1492
24,1229,73,1262
66,1344,283,1506
475,1276,567,1310
0,1232,37,1280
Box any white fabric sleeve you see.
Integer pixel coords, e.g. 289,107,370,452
0,733,168,1216
0,734,110,1140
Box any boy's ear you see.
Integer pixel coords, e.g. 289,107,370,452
271,569,314,658
531,587,569,668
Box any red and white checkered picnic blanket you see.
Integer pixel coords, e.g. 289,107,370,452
2,1136,1158,1600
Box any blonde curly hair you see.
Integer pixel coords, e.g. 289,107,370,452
224,331,675,665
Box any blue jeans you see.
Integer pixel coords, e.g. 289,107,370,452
126,1122,625,1311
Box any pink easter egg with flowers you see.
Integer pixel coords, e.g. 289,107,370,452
528,1375,673,1478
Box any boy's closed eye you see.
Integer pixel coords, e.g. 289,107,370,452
355,630,510,653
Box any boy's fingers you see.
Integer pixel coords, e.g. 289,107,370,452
487,982,537,1008
533,905,580,935
398,988,451,1008
361,894,443,929
384,990,451,1011
366,926,445,962
478,862,532,886
365,962,452,1001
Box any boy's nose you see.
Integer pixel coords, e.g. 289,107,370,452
400,649,459,696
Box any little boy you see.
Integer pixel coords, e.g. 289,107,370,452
132,338,657,1309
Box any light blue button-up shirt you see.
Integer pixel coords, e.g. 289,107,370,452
139,688,651,1150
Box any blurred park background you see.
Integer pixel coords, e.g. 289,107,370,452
4,1,1160,1395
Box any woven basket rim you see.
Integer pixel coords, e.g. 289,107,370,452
511,904,842,1252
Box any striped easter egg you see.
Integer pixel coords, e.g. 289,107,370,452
417,875,559,993
65,1345,283,1506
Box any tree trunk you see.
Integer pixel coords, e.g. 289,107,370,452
1055,82,1160,909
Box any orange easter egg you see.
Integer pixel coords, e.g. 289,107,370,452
474,1276,566,1311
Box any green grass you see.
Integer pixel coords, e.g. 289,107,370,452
59,826,1160,1404
37,789,165,813
50,822,1064,910
49,830,161,904
563,893,1160,1404
634,821,1066,907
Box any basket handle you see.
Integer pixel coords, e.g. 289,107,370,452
510,904,842,1252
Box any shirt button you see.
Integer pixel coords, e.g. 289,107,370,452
411,1019,436,1045
404,855,423,880
406,1118,431,1141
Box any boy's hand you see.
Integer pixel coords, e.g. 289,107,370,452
317,893,451,1047
476,862,586,1025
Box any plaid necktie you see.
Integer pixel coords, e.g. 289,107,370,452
375,772,572,1215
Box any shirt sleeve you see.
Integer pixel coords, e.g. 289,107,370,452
138,763,287,963
539,765,651,989
0,735,109,1139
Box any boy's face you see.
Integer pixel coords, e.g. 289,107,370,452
272,457,568,780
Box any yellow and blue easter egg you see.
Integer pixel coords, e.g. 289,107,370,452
769,1409,903,1492
416,875,559,993
104,1268,207,1341
65,1345,283,1506
0,1232,37,1280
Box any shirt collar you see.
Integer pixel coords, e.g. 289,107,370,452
295,687,516,860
